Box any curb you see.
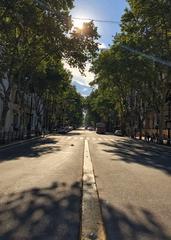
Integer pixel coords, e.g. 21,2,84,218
0,136,43,151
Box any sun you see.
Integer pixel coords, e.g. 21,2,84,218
73,19,84,29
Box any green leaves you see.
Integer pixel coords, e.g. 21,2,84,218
0,0,99,129
0,0,99,80
88,0,171,134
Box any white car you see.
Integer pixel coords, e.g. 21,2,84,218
114,130,123,136
87,126,94,131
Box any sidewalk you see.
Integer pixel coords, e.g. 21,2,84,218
135,136,171,146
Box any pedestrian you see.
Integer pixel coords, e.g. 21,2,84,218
150,133,155,143
147,133,150,142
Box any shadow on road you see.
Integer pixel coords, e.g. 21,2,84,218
67,132,82,136
0,182,171,240
0,181,81,240
51,132,82,136
101,201,171,240
99,138,171,175
0,179,170,240
0,137,60,163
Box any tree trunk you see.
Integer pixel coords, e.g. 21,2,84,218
138,115,143,140
0,87,11,131
0,101,9,131
158,104,165,144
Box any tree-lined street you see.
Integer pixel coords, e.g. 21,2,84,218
0,1,171,239
0,129,171,239
0,0,98,136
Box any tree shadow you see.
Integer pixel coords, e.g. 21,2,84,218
0,181,81,240
0,179,170,240
51,132,82,136
99,138,171,175
100,201,171,240
0,137,61,163
67,132,82,136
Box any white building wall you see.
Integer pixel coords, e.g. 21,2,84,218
0,76,44,132
4,85,17,131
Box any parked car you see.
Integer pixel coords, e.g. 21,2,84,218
87,126,95,131
68,126,73,131
114,130,123,136
52,128,59,133
57,127,68,134
96,122,106,134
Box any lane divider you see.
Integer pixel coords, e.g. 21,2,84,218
81,139,106,240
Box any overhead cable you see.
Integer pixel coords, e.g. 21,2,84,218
72,17,120,24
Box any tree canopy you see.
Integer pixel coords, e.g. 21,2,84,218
0,0,99,130
86,0,171,138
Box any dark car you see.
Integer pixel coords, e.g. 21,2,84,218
96,122,106,134
57,127,68,134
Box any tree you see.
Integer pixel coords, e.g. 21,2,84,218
0,0,99,129
62,86,84,128
91,34,158,136
84,89,117,131
121,0,171,138
89,0,171,138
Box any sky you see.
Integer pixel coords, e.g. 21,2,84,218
68,0,128,96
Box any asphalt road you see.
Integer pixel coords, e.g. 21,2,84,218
0,132,84,240
0,129,171,240
88,131,171,240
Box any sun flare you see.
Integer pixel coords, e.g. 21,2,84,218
73,19,84,29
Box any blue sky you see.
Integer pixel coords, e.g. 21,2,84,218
69,0,128,96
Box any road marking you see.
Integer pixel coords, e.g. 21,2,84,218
81,139,106,240
86,137,115,142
